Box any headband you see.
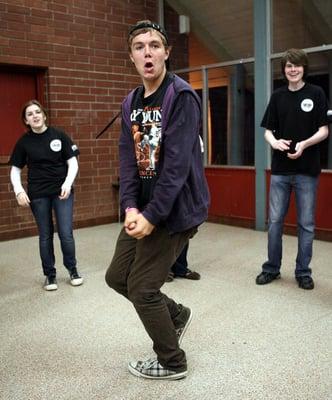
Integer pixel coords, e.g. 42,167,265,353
128,21,169,45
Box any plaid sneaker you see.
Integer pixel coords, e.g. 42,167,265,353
69,269,83,286
44,276,58,291
128,358,187,380
175,306,193,345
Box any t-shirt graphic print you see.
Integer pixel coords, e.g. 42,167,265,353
129,72,173,208
131,106,162,177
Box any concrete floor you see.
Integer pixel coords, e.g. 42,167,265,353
0,222,331,400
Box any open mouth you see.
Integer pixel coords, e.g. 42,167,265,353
145,62,153,69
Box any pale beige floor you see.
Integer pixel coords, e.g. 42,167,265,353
0,222,331,400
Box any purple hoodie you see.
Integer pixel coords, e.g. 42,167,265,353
119,74,210,233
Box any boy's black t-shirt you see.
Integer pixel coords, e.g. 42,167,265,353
130,72,173,208
261,83,329,176
10,126,80,199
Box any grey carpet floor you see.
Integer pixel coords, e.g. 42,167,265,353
0,222,331,400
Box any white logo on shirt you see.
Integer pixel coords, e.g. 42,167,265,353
50,139,62,152
72,144,78,151
301,99,313,112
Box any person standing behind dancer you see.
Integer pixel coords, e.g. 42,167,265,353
256,48,329,290
166,243,201,282
105,20,209,380
9,100,83,291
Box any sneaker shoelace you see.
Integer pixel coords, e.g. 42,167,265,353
139,358,159,369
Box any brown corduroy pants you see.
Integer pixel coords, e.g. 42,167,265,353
105,225,197,372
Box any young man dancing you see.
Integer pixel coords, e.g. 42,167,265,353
105,20,209,380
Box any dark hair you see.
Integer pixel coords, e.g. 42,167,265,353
281,48,309,79
127,20,169,50
21,99,47,128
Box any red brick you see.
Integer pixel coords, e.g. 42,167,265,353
31,8,52,18
31,24,52,34
7,4,30,15
0,0,187,239
7,20,29,31
47,4,68,13
6,46,28,57
4,12,26,23
26,15,51,26
69,6,88,17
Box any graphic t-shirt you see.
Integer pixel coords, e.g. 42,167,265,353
10,126,80,199
130,73,173,208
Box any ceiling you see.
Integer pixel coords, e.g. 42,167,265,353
166,0,332,69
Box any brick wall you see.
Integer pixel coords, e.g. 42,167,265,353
0,0,188,241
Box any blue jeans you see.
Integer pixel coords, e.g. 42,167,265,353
30,193,77,277
262,174,318,277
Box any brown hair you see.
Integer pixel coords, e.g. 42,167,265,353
21,99,47,128
281,48,309,79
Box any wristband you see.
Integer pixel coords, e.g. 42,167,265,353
125,207,138,213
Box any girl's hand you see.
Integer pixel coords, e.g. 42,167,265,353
16,192,30,207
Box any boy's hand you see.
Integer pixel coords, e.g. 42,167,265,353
287,142,305,159
125,213,155,239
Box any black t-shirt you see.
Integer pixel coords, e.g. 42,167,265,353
130,72,173,208
261,83,329,176
10,126,80,199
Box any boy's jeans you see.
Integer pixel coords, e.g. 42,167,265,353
262,174,318,277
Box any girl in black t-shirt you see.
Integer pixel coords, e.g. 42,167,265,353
10,100,83,291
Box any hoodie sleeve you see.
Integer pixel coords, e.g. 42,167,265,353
142,91,201,226
119,98,140,211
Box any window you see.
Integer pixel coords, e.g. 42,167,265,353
178,62,255,166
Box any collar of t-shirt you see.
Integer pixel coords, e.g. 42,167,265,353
140,72,173,107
